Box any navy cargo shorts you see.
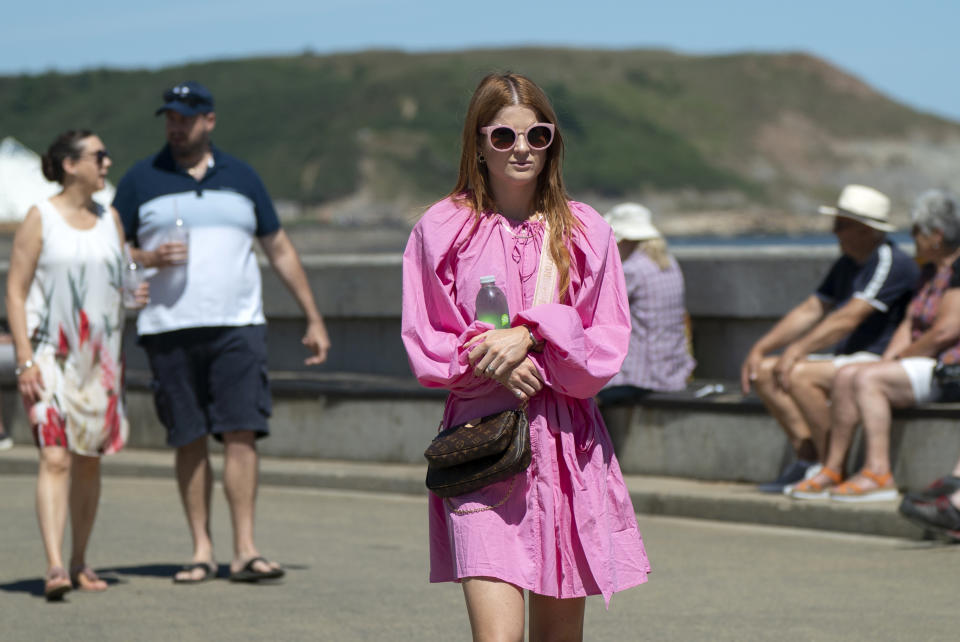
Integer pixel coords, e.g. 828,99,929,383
141,325,272,448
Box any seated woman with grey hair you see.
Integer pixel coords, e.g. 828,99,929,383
598,203,695,405
791,189,960,502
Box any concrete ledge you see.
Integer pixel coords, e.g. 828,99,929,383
1,372,448,463
4,373,959,489
0,446,925,540
628,475,922,540
600,382,960,490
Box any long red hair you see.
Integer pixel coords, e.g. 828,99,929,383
449,72,578,301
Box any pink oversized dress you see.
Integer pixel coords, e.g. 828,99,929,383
402,196,650,606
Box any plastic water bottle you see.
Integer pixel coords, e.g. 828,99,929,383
162,216,189,265
475,276,509,329
122,258,143,309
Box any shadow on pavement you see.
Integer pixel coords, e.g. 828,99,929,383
0,562,312,596
104,562,209,579
0,578,44,597
0,570,122,597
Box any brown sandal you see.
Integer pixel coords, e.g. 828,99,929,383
70,566,108,592
44,566,72,601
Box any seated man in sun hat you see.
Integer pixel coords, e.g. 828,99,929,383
741,184,919,493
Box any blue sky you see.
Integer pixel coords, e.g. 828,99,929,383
4,1,957,119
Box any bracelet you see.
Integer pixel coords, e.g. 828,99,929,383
14,359,34,377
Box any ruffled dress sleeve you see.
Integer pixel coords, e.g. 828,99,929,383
514,202,631,399
401,198,501,399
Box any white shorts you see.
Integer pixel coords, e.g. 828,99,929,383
899,357,939,404
808,351,881,369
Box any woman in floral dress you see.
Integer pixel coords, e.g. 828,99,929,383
6,130,146,600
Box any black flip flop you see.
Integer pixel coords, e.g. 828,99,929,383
172,562,217,584
229,556,285,583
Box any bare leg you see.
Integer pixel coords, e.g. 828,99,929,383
223,430,277,574
787,360,837,462
462,577,525,642
174,436,214,581
752,357,816,459
529,593,586,642
68,454,107,590
36,447,71,572
854,362,915,477
798,363,873,488
68,455,101,569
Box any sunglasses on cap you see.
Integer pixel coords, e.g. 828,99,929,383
479,122,555,152
163,87,211,108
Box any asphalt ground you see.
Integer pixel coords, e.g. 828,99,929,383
1,471,959,641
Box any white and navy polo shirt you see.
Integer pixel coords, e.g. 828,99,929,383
113,144,281,336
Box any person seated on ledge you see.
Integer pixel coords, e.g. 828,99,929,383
791,190,960,502
598,203,695,406
741,184,919,493
899,452,960,541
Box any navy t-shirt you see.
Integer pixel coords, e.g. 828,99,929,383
815,240,920,355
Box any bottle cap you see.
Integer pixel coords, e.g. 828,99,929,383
479,275,496,284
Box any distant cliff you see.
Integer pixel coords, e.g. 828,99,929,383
2,48,956,235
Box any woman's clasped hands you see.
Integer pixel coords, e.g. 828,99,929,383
465,326,543,402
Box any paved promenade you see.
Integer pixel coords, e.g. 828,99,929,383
1,450,958,640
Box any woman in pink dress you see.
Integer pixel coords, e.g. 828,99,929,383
402,73,650,640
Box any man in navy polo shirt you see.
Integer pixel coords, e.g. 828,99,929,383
740,185,919,495
114,81,330,584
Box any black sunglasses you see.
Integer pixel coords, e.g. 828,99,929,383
79,149,110,166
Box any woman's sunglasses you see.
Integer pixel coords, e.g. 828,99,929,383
479,123,555,152
79,149,110,166
88,149,110,166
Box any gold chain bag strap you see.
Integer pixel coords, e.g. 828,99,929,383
423,227,557,512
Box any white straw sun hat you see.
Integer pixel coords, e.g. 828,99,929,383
603,203,662,241
818,184,895,232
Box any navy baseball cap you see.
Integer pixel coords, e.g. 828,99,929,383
155,81,215,116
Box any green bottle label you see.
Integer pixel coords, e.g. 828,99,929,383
477,312,510,329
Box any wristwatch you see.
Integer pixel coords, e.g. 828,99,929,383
524,326,545,352
14,359,34,377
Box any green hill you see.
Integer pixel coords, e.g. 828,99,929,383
2,48,957,221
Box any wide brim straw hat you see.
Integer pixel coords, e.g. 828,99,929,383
603,202,662,241
818,184,896,232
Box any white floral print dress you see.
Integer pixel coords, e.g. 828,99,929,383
23,199,128,455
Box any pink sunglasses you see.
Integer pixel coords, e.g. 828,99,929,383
479,122,555,151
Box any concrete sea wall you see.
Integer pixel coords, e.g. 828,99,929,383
6,244,953,490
